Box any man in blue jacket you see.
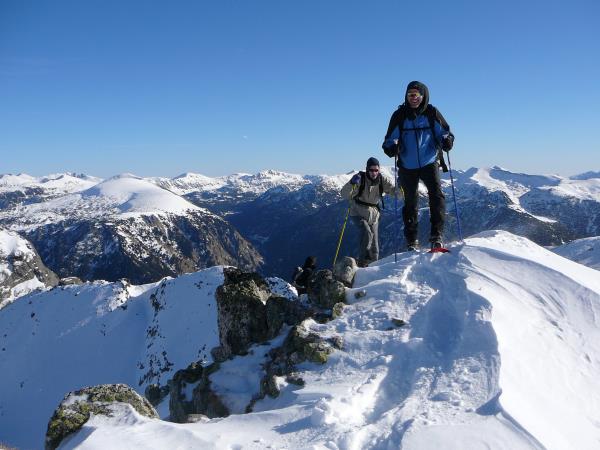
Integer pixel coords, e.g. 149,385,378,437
382,80,454,251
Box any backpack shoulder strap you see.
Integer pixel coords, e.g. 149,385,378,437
426,105,449,173
385,104,408,139
396,104,407,132
357,171,367,198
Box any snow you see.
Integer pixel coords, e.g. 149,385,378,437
553,236,600,270
0,172,101,194
0,229,47,306
83,174,202,215
0,267,227,449
538,178,600,201
1,231,596,449
0,229,31,257
0,173,211,231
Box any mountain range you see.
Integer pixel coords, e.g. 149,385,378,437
2,167,598,285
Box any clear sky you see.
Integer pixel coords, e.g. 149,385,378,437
1,0,599,178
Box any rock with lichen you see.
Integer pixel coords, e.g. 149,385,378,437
307,269,346,309
215,267,310,358
45,384,158,450
333,256,358,287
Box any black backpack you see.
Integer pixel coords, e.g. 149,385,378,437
383,104,452,173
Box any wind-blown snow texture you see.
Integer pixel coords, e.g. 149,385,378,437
553,236,600,270
2,231,599,449
0,267,226,449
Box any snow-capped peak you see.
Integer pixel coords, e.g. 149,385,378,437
82,174,202,215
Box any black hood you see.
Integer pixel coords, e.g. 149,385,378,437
405,80,429,118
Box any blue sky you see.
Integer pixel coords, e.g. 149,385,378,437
1,0,598,178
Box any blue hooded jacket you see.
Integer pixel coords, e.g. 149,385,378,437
383,81,451,170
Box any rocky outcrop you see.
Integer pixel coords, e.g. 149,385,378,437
166,267,348,422
246,319,344,411
333,256,358,287
307,269,346,309
45,384,158,450
167,268,310,422
215,267,309,358
167,361,229,423
0,230,58,308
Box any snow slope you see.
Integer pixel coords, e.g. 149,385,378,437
553,236,600,270
46,231,600,450
0,267,226,449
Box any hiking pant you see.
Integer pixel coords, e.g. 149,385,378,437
398,162,445,244
351,216,379,265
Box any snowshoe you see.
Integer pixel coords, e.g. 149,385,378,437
429,241,450,253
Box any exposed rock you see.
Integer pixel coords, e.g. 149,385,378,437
331,302,345,319
0,230,58,309
58,276,83,286
168,361,229,423
245,319,340,413
354,289,367,299
45,384,158,450
307,269,346,309
216,267,310,358
333,256,358,287
210,346,229,363
144,383,170,407
330,335,344,350
392,318,408,327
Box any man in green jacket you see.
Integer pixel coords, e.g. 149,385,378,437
340,157,400,267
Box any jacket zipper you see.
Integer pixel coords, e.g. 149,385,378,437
412,119,422,168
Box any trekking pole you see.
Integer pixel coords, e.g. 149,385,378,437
333,185,355,268
394,154,399,263
446,152,463,241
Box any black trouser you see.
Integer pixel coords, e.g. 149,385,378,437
398,162,445,244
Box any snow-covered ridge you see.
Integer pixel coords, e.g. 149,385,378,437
0,172,101,194
3,231,600,449
74,232,600,449
151,169,348,197
458,166,600,202
553,236,600,270
0,174,209,231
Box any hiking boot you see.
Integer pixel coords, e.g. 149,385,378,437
430,240,443,250
406,240,419,252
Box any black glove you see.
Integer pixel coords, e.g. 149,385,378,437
350,173,361,185
442,134,454,152
382,140,400,157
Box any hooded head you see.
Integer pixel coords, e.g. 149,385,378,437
405,80,429,117
303,256,317,269
366,157,380,181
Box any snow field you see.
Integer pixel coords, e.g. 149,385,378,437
2,231,600,449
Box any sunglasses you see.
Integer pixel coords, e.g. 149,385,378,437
368,168,379,173
407,92,422,99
